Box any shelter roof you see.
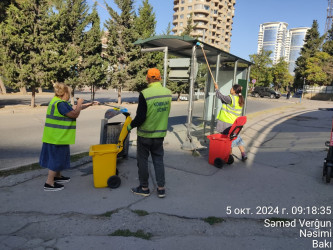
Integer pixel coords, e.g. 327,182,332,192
134,35,252,66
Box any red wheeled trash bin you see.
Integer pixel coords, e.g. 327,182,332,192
207,116,247,168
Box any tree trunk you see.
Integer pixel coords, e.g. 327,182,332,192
38,87,43,93
117,87,122,105
177,92,180,101
91,84,95,101
70,87,75,106
20,86,27,95
0,77,6,94
31,86,36,107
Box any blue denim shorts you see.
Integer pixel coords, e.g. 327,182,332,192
232,135,244,148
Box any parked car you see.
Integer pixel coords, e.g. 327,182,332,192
251,86,281,99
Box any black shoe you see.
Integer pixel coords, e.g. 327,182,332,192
54,176,71,184
242,155,248,161
44,182,64,191
131,186,150,197
157,188,166,198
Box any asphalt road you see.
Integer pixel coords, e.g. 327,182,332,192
0,91,293,170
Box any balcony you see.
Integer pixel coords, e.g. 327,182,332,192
193,9,209,15
193,15,209,22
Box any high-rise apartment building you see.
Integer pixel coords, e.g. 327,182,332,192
172,0,236,52
257,22,309,75
257,22,289,65
285,27,309,75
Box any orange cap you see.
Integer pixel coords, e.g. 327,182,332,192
147,68,161,80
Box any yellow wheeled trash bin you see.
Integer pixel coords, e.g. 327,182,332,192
89,108,132,188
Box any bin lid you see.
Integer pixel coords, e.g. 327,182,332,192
104,107,130,119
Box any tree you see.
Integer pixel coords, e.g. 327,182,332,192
131,0,163,92
181,13,196,36
0,0,53,106
271,58,293,91
105,0,141,104
249,50,273,87
323,24,333,56
167,80,188,101
78,3,106,101
162,22,172,35
304,52,333,86
55,0,90,96
294,20,325,88
135,0,156,40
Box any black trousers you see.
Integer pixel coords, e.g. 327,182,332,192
137,136,165,188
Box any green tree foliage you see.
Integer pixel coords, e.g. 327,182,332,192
56,0,90,94
323,25,333,56
271,57,293,91
249,50,273,87
135,0,156,39
162,22,172,35
167,80,188,101
78,3,106,101
304,52,333,86
131,0,163,92
196,63,208,91
0,0,53,106
181,13,197,36
294,20,325,88
105,0,140,104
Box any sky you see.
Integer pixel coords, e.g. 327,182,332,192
89,0,328,61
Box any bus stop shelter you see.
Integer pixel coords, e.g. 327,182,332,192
134,35,252,150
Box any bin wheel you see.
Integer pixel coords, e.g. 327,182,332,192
107,175,121,189
214,158,225,168
116,169,119,176
227,155,234,165
326,167,332,184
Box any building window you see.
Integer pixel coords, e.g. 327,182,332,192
188,6,192,10
181,7,184,11
180,22,183,27
180,14,184,19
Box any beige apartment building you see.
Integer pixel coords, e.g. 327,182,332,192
172,0,236,52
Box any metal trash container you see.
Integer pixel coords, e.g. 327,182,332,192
99,108,130,158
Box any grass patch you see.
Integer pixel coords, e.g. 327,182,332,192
0,163,40,177
109,229,152,240
98,209,119,217
203,216,225,225
70,152,89,162
132,210,149,216
0,152,89,177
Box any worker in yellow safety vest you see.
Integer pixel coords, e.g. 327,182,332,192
127,68,172,198
214,83,247,161
40,82,98,191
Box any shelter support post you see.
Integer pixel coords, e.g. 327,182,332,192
243,65,251,116
182,45,197,150
209,54,221,135
141,46,168,87
233,60,238,85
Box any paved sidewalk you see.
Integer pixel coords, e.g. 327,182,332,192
0,99,333,250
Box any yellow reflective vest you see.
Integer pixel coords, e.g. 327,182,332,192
216,94,242,124
138,82,172,138
42,96,76,145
